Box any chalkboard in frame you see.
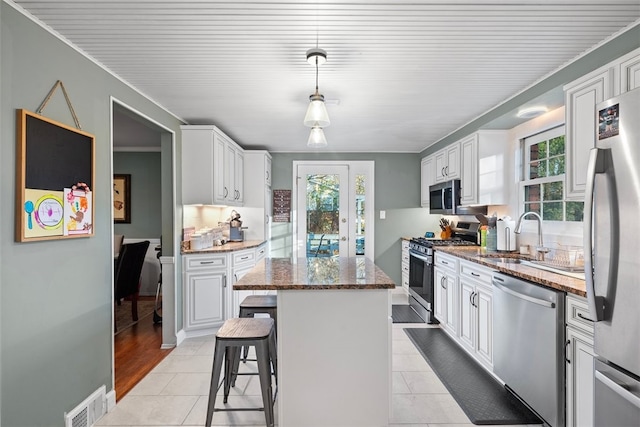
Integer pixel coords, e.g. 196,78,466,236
15,109,95,242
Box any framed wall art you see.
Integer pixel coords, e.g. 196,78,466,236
113,174,131,223
15,109,95,242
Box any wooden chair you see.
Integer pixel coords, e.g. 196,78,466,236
114,240,150,331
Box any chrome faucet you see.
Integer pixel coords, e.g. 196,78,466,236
514,211,549,260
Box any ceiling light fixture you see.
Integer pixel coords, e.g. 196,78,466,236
307,126,328,148
303,48,330,128
517,106,549,119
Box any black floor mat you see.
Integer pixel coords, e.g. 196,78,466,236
391,305,424,323
404,328,543,425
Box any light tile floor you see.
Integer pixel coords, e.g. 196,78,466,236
97,300,540,427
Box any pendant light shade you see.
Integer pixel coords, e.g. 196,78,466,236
307,126,328,148
304,48,330,128
304,93,330,127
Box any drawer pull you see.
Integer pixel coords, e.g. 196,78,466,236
240,256,249,260
441,260,449,265
200,261,214,265
471,272,480,277
577,312,594,322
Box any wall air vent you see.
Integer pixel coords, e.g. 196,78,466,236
64,386,106,427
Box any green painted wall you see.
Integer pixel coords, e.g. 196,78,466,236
113,152,162,239
0,4,182,426
270,153,441,284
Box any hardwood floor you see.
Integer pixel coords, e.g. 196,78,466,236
114,298,173,401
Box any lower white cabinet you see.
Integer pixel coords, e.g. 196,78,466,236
566,294,595,427
458,260,493,368
434,252,459,334
183,254,228,332
182,243,266,336
401,240,410,291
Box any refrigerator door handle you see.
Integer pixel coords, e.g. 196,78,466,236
584,147,606,321
595,370,640,409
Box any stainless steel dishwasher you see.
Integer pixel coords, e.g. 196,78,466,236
492,272,565,427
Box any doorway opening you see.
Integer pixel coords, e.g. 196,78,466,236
111,99,176,400
293,161,374,259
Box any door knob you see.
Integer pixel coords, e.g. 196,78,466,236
341,218,347,223
341,236,347,241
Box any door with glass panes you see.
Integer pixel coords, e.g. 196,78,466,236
295,162,372,258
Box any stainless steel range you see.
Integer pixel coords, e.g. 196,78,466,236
408,222,479,323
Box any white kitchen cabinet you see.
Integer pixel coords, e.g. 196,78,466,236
460,131,509,206
618,48,640,94
181,125,244,206
183,254,228,333
435,142,460,182
565,294,595,427
434,252,458,335
243,151,273,243
458,260,493,368
564,47,640,200
420,156,435,207
564,68,613,199
401,240,410,291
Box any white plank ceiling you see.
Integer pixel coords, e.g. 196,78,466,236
11,0,640,152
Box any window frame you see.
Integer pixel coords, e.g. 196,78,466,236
519,124,583,223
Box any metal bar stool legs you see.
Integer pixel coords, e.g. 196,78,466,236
205,318,276,427
239,295,278,363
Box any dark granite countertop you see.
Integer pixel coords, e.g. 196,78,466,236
434,246,587,297
181,240,265,255
233,257,396,291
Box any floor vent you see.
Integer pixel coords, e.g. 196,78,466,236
64,386,106,427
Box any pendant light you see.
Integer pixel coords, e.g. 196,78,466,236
307,126,328,148
304,48,330,128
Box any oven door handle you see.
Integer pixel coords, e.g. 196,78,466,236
409,251,431,263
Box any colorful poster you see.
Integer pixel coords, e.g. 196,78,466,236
63,187,93,235
23,189,64,238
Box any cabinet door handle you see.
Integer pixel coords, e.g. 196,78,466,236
577,312,594,322
234,274,238,281
224,187,228,198
265,214,269,224
266,170,269,180
441,167,446,176
469,292,474,306
441,276,446,289
471,272,480,277
565,339,571,364
445,165,449,176
223,275,227,288
474,292,478,307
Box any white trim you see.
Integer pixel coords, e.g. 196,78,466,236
175,329,187,347
105,390,116,413
109,96,179,394
5,0,185,124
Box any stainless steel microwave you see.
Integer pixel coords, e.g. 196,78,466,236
429,179,460,214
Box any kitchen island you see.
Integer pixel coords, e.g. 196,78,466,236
234,257,395,427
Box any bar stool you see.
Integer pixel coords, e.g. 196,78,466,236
205,317,277,427
239,294,278,362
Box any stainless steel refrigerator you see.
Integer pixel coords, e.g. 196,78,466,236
585,87,640,426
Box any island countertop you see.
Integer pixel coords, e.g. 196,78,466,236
233,257,396,291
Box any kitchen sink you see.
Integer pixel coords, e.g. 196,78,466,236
519,260,586,280
491,257,521,264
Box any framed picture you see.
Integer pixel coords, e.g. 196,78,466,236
113,174,131,223
15,109,95,242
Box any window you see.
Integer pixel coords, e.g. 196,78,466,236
521,126,583,222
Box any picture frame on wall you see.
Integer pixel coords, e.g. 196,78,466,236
113,174,131,223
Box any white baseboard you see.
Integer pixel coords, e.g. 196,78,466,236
175,328,187,347
105,390,116,413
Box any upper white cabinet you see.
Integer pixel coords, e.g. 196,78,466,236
420,156,435,207
460,130,509,206
564,47,640,199
243,151,273,243
435,142,460,182
181,125,244,206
